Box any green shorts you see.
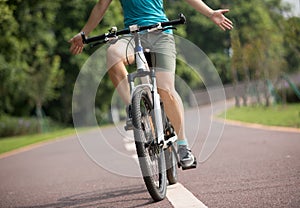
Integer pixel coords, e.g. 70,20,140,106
109,31,176,73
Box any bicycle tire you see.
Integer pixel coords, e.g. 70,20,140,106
162,115,178,185
165,145,178,185
132,87,167,201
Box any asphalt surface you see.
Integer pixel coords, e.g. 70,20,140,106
0,103,299,208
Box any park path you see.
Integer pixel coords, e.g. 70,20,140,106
0,102,299,207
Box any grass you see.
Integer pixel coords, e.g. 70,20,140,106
0,128,76,155
1,104,299,155
220,103,300,128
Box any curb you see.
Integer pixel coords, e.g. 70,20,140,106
215,117,300,134
0,135,74,160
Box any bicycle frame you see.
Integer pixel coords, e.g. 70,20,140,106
126,26,165,146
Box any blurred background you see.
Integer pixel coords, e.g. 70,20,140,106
0,0,299,138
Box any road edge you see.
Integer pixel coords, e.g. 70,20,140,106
215,117,300,133
0,135,75,160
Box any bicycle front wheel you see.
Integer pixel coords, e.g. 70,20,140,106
132,87,167,201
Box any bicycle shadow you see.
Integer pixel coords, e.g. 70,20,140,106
18,185,154,208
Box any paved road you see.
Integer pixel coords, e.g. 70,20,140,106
0,103,299,208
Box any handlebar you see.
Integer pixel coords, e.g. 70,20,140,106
81,14,186,45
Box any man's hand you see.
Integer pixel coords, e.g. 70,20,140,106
210,9,233,31
69,33,84,55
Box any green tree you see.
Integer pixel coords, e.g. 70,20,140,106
0,0,25,115
47,0,96,124
0,0,65,130
229,0,287,106
1,0,299,130
166,0,232,84
283,17,300,73
51,0,124,124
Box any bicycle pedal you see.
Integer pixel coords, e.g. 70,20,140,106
181,157,197,171
163,135,177,149
124,119,133,131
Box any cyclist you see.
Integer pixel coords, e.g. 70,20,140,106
69,0,233,169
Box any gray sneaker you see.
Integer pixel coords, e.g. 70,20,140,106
178,145,195,168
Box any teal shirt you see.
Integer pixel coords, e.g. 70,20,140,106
119,0,171,33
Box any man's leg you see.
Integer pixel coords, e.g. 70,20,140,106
156,71,186,140
107,61,131,105
156,71,195,168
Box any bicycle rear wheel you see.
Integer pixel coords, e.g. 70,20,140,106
132,88,167,201
163,117,178,185
165,144,178,185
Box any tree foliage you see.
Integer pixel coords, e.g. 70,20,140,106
0,0,299,127
227,0,299,106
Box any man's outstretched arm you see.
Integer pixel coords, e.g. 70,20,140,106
184,0,233,31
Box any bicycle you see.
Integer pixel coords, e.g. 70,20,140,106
81,14,196,201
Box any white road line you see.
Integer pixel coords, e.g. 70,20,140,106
123,138,139,164
124,142,136,152
123,139,207,208
166,183,208,208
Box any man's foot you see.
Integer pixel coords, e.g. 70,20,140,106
178,145,196,169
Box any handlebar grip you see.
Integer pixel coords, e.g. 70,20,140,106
82,32,107,44
161,13,186,27
179,13,187,24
